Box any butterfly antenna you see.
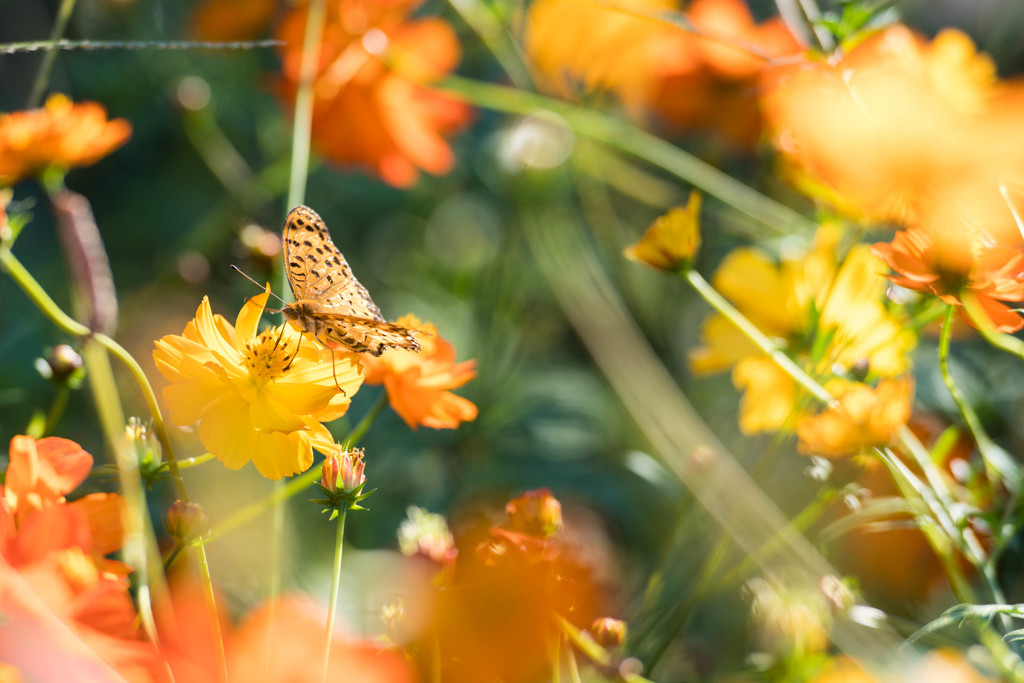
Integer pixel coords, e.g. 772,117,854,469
230,265,288,305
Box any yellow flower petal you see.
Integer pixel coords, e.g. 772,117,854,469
624,191,702,271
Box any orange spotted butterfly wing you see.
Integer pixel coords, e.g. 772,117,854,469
281,205,420,356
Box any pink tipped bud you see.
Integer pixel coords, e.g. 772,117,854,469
591,617,628,648
321,448,366,493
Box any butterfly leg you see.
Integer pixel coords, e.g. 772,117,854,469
314,332,347,397
282,333,301,373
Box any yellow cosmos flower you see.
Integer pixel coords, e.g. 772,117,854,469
625,191,702,272
691,226,916,435
796,377,914,458
153,290,363,479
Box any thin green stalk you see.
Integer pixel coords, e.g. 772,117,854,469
439,75,818,239
176,453,216,469
163,542,185,573
321,507,348,683
286,0,327,210
683,268,835,407
936,304,1020,489
42,384,70,436
445,0,533,88
269,480,285,599
564,631,582,683
27,0,77,107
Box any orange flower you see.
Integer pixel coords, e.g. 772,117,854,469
276,0,471,187
191,0,277,41
0,94,131,185
153,290,362,479
505,488,563,539
2,435,93,523
651,0,800,147
624,191,702,271
413,491,604,683
361,315,477,429
872,223,1024,333
796,377,914,458
526,0,677,115
0,436,156,679
763,25,1024,227
156,578,416,683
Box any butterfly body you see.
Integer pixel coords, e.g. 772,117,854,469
281,205,420,357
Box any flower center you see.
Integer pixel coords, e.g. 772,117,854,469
242,326,297,386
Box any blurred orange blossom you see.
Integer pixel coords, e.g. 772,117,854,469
651,0,800,147
763,25,1024,228
0,94,131,186
412,489,603,683
796,377,914,458
361,314,477,429
277,0,471,187
191,0,277,41
153,290,362,479
690,226,916,434
526,0,799,146
155,578,416,682
873,223,1024,333
0,436,157,680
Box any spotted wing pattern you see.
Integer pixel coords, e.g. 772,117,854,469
282,205,421,356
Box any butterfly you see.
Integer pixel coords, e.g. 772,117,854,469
280,205,421,357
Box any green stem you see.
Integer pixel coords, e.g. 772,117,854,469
321,507,348,682
42,384,70,436
269,480,285,601
684,268,835,407
936,304,1020,489
27,0,77,107
438,75,818,239
176,453,216,469
286,0,327,211
163,542,185,573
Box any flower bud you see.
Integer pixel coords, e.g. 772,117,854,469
164,500,210,543
321,448,366,494
591,617,628,648
506,488,562,539
38,344,84,385
624,191,702,272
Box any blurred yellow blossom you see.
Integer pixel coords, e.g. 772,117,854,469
153,290,362,479
625,191,702,271
691,226,916,434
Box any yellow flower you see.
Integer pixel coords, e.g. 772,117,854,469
691,226,916,434
153,290,363,479
796,377,914,458
624,191,702,271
